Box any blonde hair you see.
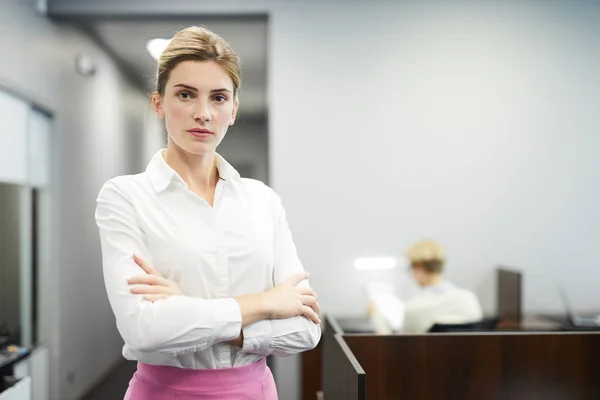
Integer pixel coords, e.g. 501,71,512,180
156,26,242,97
406,240,446,273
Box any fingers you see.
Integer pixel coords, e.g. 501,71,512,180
300,295,317,307
301,305,321,324
133,254,158,275
312,300,321,316
300,295,321,316
285,271,310,286
128,269,183,298
127,274,168,286
143,294,169,302
130,285,170,295
297,287,319,300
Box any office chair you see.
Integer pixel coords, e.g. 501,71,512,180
428,316,500,333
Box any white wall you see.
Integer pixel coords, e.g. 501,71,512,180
0,91,29,184
266,2,600,398
0,1,154,399
267,0,600,316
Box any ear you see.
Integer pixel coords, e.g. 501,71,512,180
151,92,165,119
229,98,239,126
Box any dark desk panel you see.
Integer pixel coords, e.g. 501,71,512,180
344,332,600,400
322,334,365,400
302,314,598,399
320,315,365,400
301,339,322,400
497,268,522,322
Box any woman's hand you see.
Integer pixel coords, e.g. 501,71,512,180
262,272,321,324
234,271,321,327
127,254,182,302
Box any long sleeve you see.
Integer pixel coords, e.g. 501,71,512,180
240,188,321,357
95,179,242,356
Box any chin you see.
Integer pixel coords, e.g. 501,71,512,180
172,138,216,155
187,144,216,155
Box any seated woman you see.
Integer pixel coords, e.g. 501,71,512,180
402,240,483,334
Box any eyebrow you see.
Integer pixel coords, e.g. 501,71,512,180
173,84,232,94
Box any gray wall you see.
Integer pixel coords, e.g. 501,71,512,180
0,1,152,399
219,116,269,184
0,184,23,343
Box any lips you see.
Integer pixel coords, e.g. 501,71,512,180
187,128,213,138
187,128,213,134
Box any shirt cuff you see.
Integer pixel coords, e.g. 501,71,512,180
241,320,273,353
217,298,243,342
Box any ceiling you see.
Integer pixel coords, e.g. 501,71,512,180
85,17,268,117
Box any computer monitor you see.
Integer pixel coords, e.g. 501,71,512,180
496,268,522,323
557,285,600,327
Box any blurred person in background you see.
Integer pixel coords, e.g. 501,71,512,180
95,26,320,400
368,240,483,334
402,240,483,333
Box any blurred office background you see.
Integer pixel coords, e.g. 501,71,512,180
0,0,599,399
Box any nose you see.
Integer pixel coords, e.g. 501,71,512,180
193,99,211,122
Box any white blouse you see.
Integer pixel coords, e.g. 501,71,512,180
403,283,483,334
95,149,321,369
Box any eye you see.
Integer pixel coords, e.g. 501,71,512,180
213,94,228,103
177,91,194,100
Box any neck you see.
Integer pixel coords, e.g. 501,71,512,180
421,274,443,288
164,143,219,192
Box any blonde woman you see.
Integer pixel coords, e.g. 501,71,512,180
95,26,320,400
402,240,483,333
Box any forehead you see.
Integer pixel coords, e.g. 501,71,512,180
167,60,233,90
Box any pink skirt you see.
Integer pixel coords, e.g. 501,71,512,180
123,358,278,400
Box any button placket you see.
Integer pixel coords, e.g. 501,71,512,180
212,214,229,299
213,210,233,367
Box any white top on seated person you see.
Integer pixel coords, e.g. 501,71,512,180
402,240,483,334
95,53,320,370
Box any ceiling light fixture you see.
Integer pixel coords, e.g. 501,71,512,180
146,38,171,60
353,257,397,271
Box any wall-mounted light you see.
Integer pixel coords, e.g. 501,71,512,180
75,53,96,77
353,257,397,271
146,38,171,61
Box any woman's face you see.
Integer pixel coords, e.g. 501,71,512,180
152,60,238,155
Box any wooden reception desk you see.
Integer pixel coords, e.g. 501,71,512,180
305,316,600,400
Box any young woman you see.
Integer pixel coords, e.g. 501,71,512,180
95,26,321,400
